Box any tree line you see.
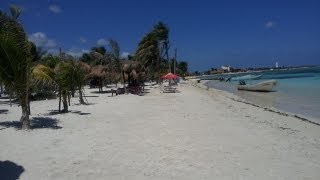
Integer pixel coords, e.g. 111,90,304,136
0,5,188,129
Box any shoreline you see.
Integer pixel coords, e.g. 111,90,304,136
191,79,320,126
186,65,320,80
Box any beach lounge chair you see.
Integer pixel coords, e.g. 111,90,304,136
160,85,177,93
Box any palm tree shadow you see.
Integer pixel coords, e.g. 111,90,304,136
0,109,9,114
91,90,109,94
46,110,91,116
0,117,62,130
71,111,91,115
73,103,97,106
0,160,25,180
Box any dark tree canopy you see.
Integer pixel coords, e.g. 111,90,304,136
91,46,106,55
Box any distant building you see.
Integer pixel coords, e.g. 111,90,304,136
221,65,231,72
275,62,279,68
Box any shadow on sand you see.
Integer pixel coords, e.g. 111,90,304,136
0,160,24,180
46,110,91,116
0,109,9,114
71,110,91,115
91,90,116,94
0,117,62,130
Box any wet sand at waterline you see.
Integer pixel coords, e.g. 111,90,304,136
1,83,320,179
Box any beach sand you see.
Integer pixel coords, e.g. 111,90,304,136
0,83,320,179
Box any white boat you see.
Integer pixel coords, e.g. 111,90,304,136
231,74,262,81
237,80,277,92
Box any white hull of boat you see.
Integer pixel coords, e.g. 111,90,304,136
237,80,277,92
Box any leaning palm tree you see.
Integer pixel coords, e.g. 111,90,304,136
0,6,32,129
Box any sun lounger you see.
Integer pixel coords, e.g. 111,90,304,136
160,85,177,93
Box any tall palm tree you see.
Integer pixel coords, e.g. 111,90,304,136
153,22,170,71
135,32,160,80
0,5,32,129
135,22,170,82
108,39,126,88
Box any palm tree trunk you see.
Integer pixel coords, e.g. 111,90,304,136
28,94,31,115
0,83,3,97
58,90,61,112
165,43,170,73
122,70,126,92
79,88,85,104
101,78,104,92
62,90,68,113
68,93,71,106
20,93,30,129
9,91,12,107
71,89,75,97
98,78,102,92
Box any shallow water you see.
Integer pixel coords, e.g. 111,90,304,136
204,67,320,121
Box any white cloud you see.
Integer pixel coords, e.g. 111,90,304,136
49,4,62,13
120,52,130,59
67,47,89,57
47,48,59,55
28,32,59,55
79,37,87,43
28,32,57,48
265,21,275,28
96,38,108,46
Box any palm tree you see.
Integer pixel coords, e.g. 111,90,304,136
153,22,170,71
135,22,170,82
54,62,74,112
108,39,122,87
0,5,32,129
71,61,91,104
135,32,160,80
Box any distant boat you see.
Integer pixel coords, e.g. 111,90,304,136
237,80,277,92
231,74,262,81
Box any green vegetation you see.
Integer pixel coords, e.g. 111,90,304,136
0,5,32,129
0,6,189,129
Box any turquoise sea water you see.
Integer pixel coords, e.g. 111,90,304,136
203,67,320,121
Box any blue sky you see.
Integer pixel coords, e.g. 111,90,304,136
1,0,320,71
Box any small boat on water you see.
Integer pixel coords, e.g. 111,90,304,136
231,74,262,81
237,80,277,92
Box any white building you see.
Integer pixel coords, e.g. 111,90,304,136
221,65,231,72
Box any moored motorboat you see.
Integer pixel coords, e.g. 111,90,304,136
237,80,277,92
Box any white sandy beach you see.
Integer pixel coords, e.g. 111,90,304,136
1,83,320,179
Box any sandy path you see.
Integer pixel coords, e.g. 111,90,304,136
1,84,320,179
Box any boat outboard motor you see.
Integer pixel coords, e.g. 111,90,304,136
239,80,246,85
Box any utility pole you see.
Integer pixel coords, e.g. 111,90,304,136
174,48,177,74
165,43,171,73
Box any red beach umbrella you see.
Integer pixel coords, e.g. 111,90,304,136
161,73,179,79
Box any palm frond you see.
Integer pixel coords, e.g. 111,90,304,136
32,64,56,87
